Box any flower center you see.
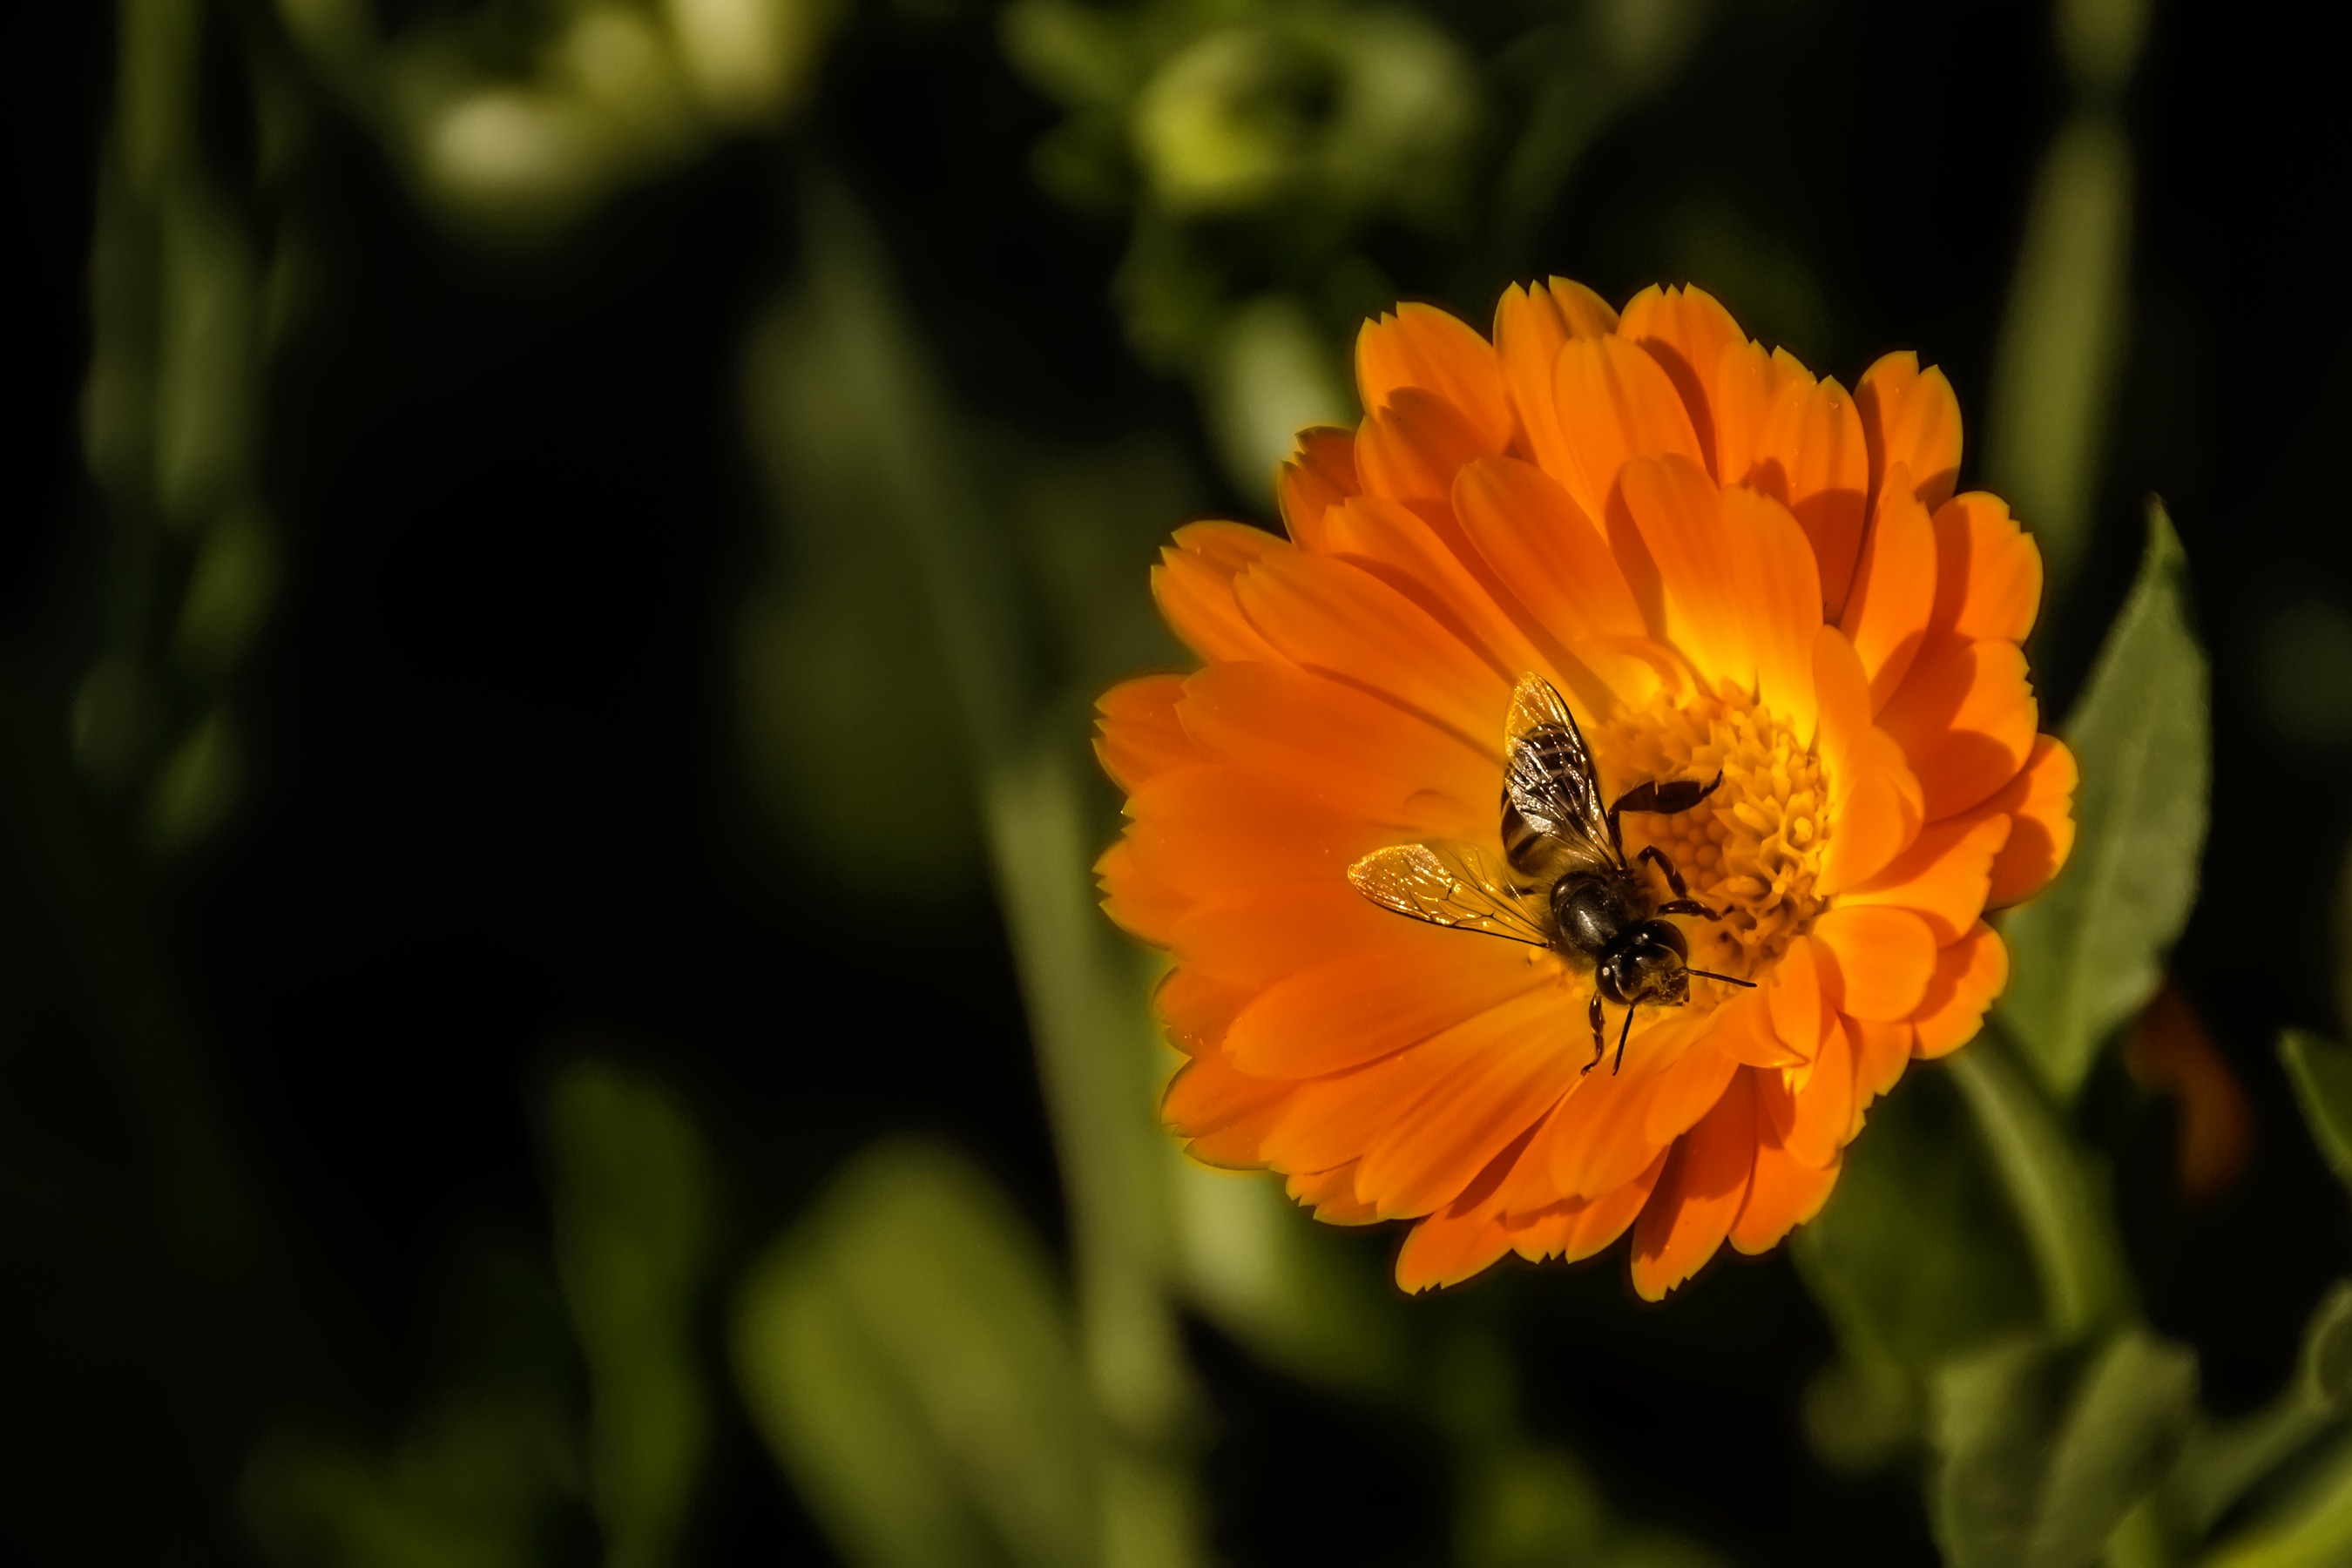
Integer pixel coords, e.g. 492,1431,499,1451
1591,684,1829,990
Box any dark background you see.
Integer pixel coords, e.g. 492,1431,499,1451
5,1,2349,1564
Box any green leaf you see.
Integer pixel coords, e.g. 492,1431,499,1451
1997,500,2211,1101
2202,1429,2352,1568
547,1063,715,1568
1948,1035,2130,1338
732,1140,1099,1568
1931,1328,2197,1568
1984,112,2133,598
2281,1031,2352,1192
1792,1065,2041,1447
2174,1282,2352,1535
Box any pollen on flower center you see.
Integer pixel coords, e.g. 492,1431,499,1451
1592,686,1829,992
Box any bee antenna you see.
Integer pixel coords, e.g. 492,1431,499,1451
1687,968,1755,989
1613,1003,1635,1074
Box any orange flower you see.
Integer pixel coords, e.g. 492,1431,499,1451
1095,280,2078,1298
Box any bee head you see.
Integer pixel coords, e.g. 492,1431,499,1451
1603,921,1692,1007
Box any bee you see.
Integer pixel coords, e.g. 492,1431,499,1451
1348,673,1754,1075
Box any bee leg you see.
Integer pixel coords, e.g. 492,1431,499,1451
1656,898,1723,922
1584,995,1606,1075
1607,773,1726,848
1636,844,1696,900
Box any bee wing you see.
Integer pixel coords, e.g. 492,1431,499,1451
1504,673,1620,872
1347,842,1552,947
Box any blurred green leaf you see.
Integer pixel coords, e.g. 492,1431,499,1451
2174,1283,2352,1536
1456,1447,1611,1568
736,241,983,892
246,1397,579,1568
1793,1066,2041,1449
2282,1031,2352,1193
1203,293,1348,503
1998,501,2210,1102
548,1063,715,1568
242,1255,585,1568
2201,1430,2352,1568
154,186,259,524
174,502,281,676
732,1139,1100,1568
1984,112,2132,599
1931,1328,2197,1568
1172,1162,1402,1395
145,709,241,852
1948,1036,2130,1339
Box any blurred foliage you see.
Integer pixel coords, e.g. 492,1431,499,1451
1002,0,1710,497
733,1139,1106,1568
276,0,841,239
16,0,2352,1565
1999,504,2212,1105
80,0,299,850
1984,0,2149,605
548,1064,716,1568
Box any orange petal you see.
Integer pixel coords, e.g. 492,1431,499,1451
1452,456,1647,645
1729,1141,1841,1255
1630,1071,1759,1299
1551,335,1706,523
1355,389,1501,505
1163,1048,1294,1166
1765,934,1826,1061
1876,639,2040,821
1930,491,2044,648
1839,465,1939,708
1392,1121,1546,1291
1509,1151,1664,1264
1813,625,1925,893
1396,1209,1516,1292
1712,982,1810,1069
1848,1017,1915,1115
1123,765,1385,907
1288,1162,1379,1224
1355,303,1513,449
1780,1015,1855,1168
1167,882,1403,990
1641,1015,1749,1141
1719,483,1823,733
1614,457,1827,724
1176,660,1493,833
1233,550,1511,751
1612,454,1748,688
1155,965,1252,1057
1096,674,1201,792
1840,811,2013,944
1534,1006,1713,1200
1913,923,2009,1058
1818,762,1924,897
1493,277,1619,479
1982,734,2078,908
1098,837,1190,945
1153,521,1289,661
1765,373,1869,620
1354,989,1592,1217
1855,351,1963,516
1277,427,1360,551
1265,987,1576,1204
1712,340,1811,500
1619,283,1747,470
1811,904,1937,1022
1224,939,1555,1078
1320,494,1545,680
